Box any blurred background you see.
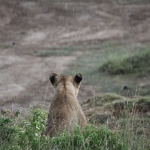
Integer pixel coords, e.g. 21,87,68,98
0,0,150,112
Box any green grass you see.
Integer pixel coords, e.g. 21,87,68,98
0,108,126,150
100,51,150,75
67,42,150,96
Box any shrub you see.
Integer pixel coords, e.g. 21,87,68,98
0,115,16,142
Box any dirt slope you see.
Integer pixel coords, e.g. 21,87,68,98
0,0,150,111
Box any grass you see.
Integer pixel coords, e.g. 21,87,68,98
1,94,149,150
0,108,126,150
67,42,150,96
100,51,150,75
83,93,125,107
82,93,150,150
36,42,150,97
82,93,150,116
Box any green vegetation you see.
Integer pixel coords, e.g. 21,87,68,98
0,109,47,150
1,94,150,150
100,51,150,75
0,108,126,150
82,93,150,150
18,42,150,149
37,43,150,97
67,43,150,96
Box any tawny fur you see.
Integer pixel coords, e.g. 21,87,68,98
45,73,87,137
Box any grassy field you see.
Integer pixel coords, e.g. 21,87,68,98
0,0,150,149
82,93,150,150
64,42,150,97
1,42,150,149
38,42,150,97
0,93,149,150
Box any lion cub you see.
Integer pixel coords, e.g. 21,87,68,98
45,73,87,137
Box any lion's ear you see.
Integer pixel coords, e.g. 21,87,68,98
49,73,60,86
74,73,82,84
